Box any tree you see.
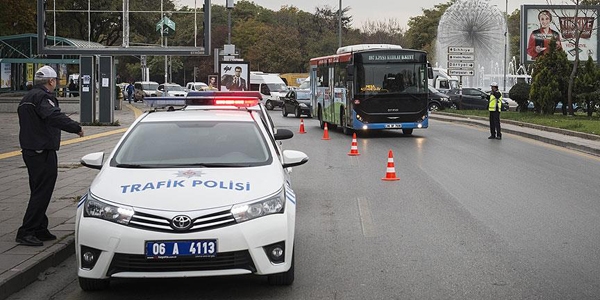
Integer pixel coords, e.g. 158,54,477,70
0,0,35,35
574,55,600,117
405,1,455,59
509,79,531,112
530,40,570,114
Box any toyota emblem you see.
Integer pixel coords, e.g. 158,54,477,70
171,215,192,231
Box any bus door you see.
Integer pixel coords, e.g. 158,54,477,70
326,66,336,125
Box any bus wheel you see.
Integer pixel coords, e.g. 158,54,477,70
341,109,353,135
318,107,325,129
402,128,413,135
265,100,274,110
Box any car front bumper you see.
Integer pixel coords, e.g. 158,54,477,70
75,208,294,279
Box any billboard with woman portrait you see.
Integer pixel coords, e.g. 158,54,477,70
521,5,599,63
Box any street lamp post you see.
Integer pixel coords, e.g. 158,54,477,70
338,0,342,48
503,0,508,92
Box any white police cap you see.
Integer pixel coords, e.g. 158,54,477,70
490,82,498,87
35,65,58,79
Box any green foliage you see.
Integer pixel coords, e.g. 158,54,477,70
575,55,600,117
509,81,531,112
0,0,36,35
405,0,455,58
530,40,570,114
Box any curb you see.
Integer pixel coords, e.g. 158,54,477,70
0,236,75,300
430,113,600,157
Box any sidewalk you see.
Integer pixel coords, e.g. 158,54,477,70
0,107,599,299
0,102,144,300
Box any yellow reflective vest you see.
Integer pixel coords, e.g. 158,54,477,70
488,92,503,112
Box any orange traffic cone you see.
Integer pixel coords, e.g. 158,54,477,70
382,150,400,181
347,133,360,156
298,118,306,134
322,123,330,140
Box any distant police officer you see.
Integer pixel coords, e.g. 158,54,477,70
16,65,84,246
488,82,503,140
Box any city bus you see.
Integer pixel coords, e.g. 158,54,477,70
309,44,433,135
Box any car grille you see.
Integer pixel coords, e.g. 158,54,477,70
128,209,236,233
107,250,256,275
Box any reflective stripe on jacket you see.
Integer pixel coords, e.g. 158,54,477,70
488,92,503,112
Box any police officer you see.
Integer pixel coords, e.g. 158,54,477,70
16,65,84,246
488,82,502,140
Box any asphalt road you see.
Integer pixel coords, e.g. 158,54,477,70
9,112,600,300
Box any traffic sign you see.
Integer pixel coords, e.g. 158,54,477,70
448,54,475,61
448,46,474,53
448,62,474,69
448,69,474,76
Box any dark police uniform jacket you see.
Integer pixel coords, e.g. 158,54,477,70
18,85,82,151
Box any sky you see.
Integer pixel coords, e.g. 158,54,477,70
176,0,562,29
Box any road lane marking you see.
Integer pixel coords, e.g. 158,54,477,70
0,104,143,160
357,197,376,237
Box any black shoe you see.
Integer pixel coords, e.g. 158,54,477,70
496,136,502,140
488,136,496,139
36,231,57,241
16,235,43,246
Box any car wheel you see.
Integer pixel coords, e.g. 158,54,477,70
265,100,274,110
282,105,288,117
429,102,440,111
294,107,301,118
402,128,413,135
450,103,458,110
267,252,294,285
79,277,110,291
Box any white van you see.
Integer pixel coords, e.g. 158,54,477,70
249,72,289,110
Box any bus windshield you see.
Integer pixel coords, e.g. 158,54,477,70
358,64,426,94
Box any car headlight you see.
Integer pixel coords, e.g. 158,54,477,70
231,188,285,223
83,194,134,225
441,97,449,102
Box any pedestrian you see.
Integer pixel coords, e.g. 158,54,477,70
68,79,77,97
16,65,84,246
488,82,502,140
126,82,134,104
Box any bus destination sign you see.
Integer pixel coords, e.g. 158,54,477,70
367,54,415,62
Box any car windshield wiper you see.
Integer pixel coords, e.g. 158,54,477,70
115,163,152,168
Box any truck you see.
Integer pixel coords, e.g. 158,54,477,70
429,68,459,91
249,72,289,110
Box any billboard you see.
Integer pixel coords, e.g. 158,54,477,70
219,62,249,92
521,5,599,64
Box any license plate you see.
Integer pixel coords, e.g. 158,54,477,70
145,240,217,259
385,124,402,128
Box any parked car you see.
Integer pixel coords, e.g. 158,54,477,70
185,82,209,92
157,83,187,97
446,88,508,111
282,90,312,118
428,86,454,111
134,81,159,102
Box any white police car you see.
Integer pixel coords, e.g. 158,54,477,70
76,92,308,290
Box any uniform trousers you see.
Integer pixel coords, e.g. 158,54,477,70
17,149,57,238
489,111,501,137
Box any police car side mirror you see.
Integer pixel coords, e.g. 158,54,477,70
274,128,294,140
282,150,309,168
80,152,104,170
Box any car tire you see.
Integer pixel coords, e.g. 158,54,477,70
267,252,294,286
79,277,110,291
450,103,458,110
282,105,288,117
402,128,413,135
294,107,301,118
429,102,440,111
265,100,274,110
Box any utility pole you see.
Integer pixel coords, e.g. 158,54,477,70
503,0,508,92
338,0,342,48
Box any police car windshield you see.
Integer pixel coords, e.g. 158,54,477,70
112,121,271,167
